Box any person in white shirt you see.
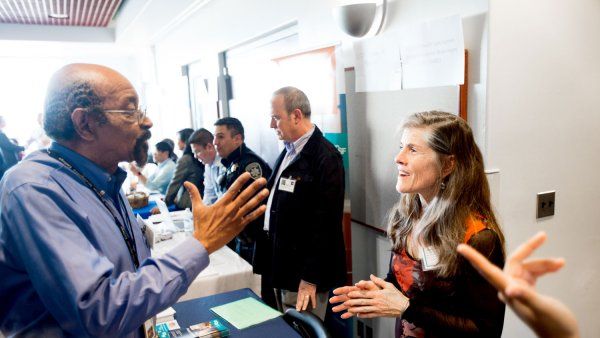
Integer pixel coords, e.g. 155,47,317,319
189,128,225,205
130,140,176,194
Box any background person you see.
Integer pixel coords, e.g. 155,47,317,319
131,140,176,195
0,63,269,337
0,115,25,178
458,232,580,338
330,111,506,337
213,117,272,263
257,86,346,318
189,128,225,206
161,128,205,211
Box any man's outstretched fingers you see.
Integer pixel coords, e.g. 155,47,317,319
240,205,267,228
184,181,204,207
234,177,267,208
237,188,269,218
221,172,252,202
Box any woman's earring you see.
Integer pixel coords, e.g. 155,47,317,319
440,182,446,190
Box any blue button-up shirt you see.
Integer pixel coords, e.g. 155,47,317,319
203,154,226,206
144,158,176,195
0,142,209,337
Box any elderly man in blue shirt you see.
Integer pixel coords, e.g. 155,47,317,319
0,63,269,337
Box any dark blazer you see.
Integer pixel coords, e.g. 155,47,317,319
164,153,205,210
260,127,346,292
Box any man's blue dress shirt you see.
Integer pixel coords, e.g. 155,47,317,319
0,142,209,337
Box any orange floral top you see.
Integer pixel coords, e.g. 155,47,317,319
387,215,505,338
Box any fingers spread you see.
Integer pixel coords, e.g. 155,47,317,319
236,188,269,218
509,231,547,263
240,205,267,228
184,181,204,207
221,172,252,202
225,173,267,207
522,258,565,277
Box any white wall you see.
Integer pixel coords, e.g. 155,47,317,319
487,0,600,336
0,40,141,145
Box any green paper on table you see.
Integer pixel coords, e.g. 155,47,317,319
210,297,282,330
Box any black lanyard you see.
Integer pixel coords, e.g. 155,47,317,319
46,149,140,268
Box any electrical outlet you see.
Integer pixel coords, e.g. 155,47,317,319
536,191,555,219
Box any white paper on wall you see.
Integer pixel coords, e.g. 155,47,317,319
400,14,465,89
354,33,403,92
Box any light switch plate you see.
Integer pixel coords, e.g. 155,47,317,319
536,191,555,219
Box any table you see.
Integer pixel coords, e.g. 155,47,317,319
152,232,261,302
172,288,301,337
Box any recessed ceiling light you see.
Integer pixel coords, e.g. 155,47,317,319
49,13,69,19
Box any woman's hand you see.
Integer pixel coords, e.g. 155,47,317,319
330,285,362,319
330,274,409,319
458,232,579,338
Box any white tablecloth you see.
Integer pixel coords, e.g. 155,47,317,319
152,232,261,302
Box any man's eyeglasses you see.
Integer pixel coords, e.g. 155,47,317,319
103,108,147,123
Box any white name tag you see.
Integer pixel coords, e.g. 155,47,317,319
420,246,440,271
278,177,296,193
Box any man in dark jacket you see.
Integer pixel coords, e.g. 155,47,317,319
0,116,25,178
213,117,272,263
259,87,346,319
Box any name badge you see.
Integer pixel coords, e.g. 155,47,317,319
420,246,440,271
278,177,296,193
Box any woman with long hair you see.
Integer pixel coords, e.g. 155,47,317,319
331,111,506,337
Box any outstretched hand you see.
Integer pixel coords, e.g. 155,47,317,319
184,172,268,254
457,232,579,338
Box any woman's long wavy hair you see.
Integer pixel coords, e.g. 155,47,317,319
388,111,505,277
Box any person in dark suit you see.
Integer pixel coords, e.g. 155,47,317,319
213,117,272,264
0,115,25,178
259,86,346,319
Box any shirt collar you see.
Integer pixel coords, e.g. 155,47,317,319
212,154,222,167
49,142,127,198
284,125,315,156
157,160,172,169
221,143,246,167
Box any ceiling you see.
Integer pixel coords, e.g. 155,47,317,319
0,0,125,27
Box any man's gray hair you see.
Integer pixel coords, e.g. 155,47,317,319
273,86,311,118
44,81,105,141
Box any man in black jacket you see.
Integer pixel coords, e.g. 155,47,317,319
259,87,346,319
213,117,272,264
